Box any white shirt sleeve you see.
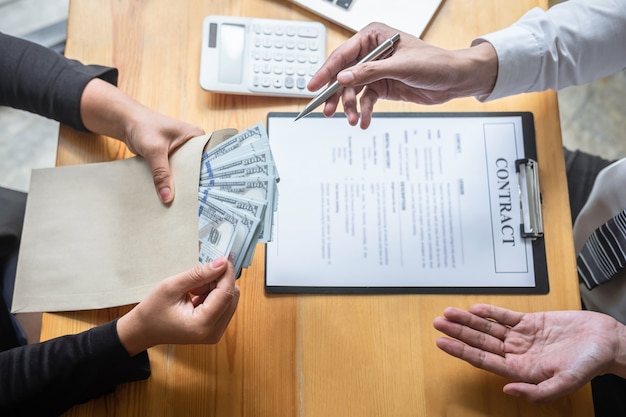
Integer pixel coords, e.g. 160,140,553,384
474,0,626,101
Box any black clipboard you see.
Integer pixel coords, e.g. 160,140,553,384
264,112,548,294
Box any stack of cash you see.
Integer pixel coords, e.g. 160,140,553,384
197,123,279,276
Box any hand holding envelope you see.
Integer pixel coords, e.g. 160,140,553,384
12,124,278,313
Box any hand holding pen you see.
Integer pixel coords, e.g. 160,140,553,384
304,22,499,129
296,32,399,121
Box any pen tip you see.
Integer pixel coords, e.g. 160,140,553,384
294,113,304,122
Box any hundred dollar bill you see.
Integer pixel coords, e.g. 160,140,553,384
206,139,270,164
202,188,270,242
198,177,277,242
202,188,266,222
204,139,270,166
200,146,277,180
206,199,262,275
199,177,276,204
198,199,238,264
200,157,277,182
201,144,277,185
202,123,266,163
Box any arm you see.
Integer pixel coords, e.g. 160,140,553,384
0,257,239,416
0,32,117,130
433,304,626,403
0,32,204,203
309,0,626,128
0,321,150,417
478,0,626,100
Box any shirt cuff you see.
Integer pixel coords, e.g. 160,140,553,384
472,25,543,101
54,62,119,132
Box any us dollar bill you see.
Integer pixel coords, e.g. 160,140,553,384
211,199,262,275
201,123,266,163
203,188,270,243
199,177,276,242
198,199,238,264
200,148,277,181
204,188,267,221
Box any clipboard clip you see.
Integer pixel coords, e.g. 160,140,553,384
516,158,543,239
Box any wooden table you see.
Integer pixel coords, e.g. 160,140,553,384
44,0,594,416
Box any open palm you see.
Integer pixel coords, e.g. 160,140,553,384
433,304,623,402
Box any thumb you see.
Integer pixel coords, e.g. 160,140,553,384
147,152,175,204
503,376,576,403
167,258,230,295
337,58,395,88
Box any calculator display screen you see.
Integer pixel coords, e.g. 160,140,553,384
218,24,245,84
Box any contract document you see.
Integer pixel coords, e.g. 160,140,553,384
265,112,548,294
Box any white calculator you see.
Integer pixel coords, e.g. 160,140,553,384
200,16,326,98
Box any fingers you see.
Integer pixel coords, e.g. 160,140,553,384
200,283,240,343
432,305,524,378
358,87,379,129
182,258,237,309
432,313,503,354
340,87,360,126
440,306,511,341
192,259,240,343
321,91,341,118
468,304,525,328
434,335,506,374
146,152,175,204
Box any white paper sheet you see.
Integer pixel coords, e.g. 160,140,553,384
265,113,544,292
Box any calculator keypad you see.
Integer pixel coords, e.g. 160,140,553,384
249,21,325,97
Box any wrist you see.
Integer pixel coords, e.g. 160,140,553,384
80,78,141,145
116,310,152,357
456,41,498,99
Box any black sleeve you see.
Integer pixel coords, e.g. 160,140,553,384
0,32,118,132
0,320,151,417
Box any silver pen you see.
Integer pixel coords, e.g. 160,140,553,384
295,32,401,121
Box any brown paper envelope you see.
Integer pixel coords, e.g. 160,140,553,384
12,129,236,313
